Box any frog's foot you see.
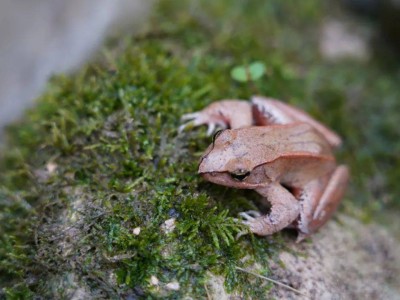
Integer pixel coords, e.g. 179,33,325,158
179,111,227,136
240,215,272,235
179,100,253,134
239,210,274,235
233,211,261,239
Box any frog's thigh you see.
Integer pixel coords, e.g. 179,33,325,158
251,96,342,147
251,96,294,125
248,183,301,236
297,165,349,238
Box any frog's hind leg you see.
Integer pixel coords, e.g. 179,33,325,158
251,96,342,148
295,165,349,242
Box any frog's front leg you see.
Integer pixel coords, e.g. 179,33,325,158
240,183,301,236
179,100,253,135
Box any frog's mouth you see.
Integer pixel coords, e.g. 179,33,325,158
200,171,239,187
199,171,261,189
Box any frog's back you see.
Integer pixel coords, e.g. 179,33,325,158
199,123,334,175
232,123,333,165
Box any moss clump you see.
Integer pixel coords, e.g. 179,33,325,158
0,41,286,297
1,0,400,298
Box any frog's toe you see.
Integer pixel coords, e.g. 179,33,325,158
179,113,200,133
178,120,218,135
239,212,255,221
239,210,262,220
178,121,193,133
206,123,216,136
181,112,201,121
179,112,211,133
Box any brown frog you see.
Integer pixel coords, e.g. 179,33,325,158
180,96,349,241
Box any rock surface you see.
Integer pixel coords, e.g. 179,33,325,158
208,215,400,299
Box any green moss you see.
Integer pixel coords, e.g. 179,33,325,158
1,0,400,298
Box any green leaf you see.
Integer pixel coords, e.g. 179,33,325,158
230,66,248,82
248,61,266,80
231,61,266,82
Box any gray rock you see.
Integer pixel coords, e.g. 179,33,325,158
0,0,152,139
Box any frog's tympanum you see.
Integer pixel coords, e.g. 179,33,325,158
180,96,349,241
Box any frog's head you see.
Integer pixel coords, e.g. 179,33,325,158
198,129,269,189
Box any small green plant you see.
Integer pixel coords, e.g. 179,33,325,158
231,61,267,82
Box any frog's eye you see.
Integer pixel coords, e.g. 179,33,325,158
212,129,224,144
230,170,250,181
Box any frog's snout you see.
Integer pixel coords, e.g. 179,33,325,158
199,171,215,180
